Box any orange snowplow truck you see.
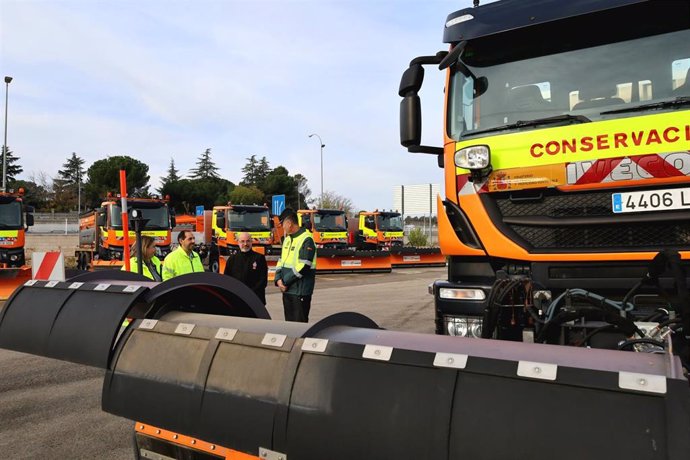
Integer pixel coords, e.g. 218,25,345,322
349,210,404,250
0,189,34,268
76,195,175,270
400,0,690,353
298,209,348,248
208,204,273,272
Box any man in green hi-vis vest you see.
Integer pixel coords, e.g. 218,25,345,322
275,208,317,322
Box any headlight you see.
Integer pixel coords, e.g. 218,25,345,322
446,317,469,336
454,145,490,169
9,254,18,261
444,315,483,338
439,287,486,300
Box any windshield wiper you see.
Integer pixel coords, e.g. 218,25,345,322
600,97,690,115
464,114,590,137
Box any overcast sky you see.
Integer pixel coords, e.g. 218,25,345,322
1,0,481,211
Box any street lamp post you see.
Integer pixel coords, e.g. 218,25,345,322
308,133,324,204
3,76,12,193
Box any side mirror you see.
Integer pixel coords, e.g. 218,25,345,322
400,95,422,147
398,64,424,96
96,207,107,227
216,212,226,230
25,213,34,227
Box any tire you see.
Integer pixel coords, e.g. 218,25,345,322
210,256,219,273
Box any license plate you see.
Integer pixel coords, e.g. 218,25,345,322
612,187,690,214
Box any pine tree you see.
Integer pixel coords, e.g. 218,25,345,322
240,155,272,188
189,148,220,180
158,157,180,194
57,152,85,186
3,147,23,187
240,155,260,186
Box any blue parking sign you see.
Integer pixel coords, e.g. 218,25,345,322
195,205,204,216
272,195,285,216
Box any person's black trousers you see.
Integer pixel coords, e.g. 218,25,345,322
282,294,311,322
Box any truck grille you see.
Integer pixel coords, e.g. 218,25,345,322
484,188,690,252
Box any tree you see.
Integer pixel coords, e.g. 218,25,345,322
3,147,23,188
54,152,85,211
294,173,311,209
84,155,150,208
407,227,429,247
229,185,265,205
262,166,298,209
158,158,180,194
314,190,355,214
57,152,85,186
189,148,220,180
161,178,235,213
240,155,272,188
13,178,51,210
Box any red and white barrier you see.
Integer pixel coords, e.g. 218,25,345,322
32,251,66,281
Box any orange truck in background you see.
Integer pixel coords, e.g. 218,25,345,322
76,195,175,270
208,204,274,273
297,209,348,248
0,189,35,298
349,210,404,250
0,189,34,268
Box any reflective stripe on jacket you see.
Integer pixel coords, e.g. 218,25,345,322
162,246,204,280
275,227,317,296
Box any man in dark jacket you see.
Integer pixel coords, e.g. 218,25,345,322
223,232,268,304
275,209,317,322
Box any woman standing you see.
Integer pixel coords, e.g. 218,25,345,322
121,235,163,281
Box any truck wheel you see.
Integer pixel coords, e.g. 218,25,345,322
210,257,219,273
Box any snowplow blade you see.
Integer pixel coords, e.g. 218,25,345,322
316,248,391,273
1,279,689,460
265,248,391,274
390,247,446,267
0,266,32,301
0,271,269,368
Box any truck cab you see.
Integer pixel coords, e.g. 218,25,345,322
400,0,690,350
298,209,348,249
355,210,404,250
206,204,273,272
0,189,34,267
78,195,174,267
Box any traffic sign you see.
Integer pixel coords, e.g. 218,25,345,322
272,194,286,216
195,205,204,216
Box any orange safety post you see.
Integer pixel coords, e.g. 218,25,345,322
120,169,130,272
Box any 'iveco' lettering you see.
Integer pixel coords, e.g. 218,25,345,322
530,124,690,158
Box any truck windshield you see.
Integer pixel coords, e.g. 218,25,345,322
228,209,270,231
314,213,346,231
110,204,170,229
378,215,403,231
448,28,690,139
0,201,22,228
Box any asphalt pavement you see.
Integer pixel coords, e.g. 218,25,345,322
0,266,443,459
